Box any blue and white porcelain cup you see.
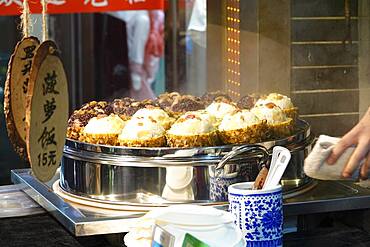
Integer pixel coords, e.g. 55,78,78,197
228,182,283,247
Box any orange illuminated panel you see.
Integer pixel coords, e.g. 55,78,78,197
225,0,240,99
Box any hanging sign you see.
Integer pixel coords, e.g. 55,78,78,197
4,37,40,160
26,41,69,182
0,0,164,16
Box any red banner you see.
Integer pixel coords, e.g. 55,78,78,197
0,0,164,16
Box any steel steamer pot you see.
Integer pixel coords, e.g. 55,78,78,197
60,119,314,206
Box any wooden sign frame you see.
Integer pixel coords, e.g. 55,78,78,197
4,37,40,160
26,40,69,182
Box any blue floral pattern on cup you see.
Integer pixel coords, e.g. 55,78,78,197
209,164,258,202
229,184,283,247
210,176,242,201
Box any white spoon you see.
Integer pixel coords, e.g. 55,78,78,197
263,146,286,189
263,147,291,190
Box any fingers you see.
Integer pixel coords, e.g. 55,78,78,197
342,141,370,178
360,153,370,180
327,128,358,164
327,139,352,165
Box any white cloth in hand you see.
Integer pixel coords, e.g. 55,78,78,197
304,135,362,180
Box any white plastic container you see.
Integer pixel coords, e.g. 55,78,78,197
124,205,245,247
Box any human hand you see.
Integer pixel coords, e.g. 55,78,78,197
146,31,164,57
327,107,370,179
146,10,165,57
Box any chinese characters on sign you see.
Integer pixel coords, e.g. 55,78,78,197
37,126,57,166
21,45,36,94
38,126,57,148
43,71,60,95
4,37,40,161
0,0,22,7
0,0,66,6
83,0,148,6
37,70,59,167
127,0,146,4
25,41,68,182
84,0,108,7
46,0,66,5
0,0,163,16
21,61,31,76
42,98,56,123
37,150,57,166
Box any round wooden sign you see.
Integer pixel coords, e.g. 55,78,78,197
4,37,40,160
26,41,69,182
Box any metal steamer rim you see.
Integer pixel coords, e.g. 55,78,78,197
53,179,228,210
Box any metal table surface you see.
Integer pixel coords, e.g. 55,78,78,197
11,169,142,236
285,179,370,216
11,169,370,236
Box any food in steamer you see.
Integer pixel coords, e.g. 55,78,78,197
132,107,174,130
251,102,294,139
205,101,238,124
255,93,298,120
110,98,158,120
66,92,298,147
155,92,205,118
166,110,219,147
201,91,233,106
155,92,181,111
109,97,137,120
80,114,125,145
169,95,205,118
237,93,261,110
218,110,267,144
66,101,112,141
118,116,166,147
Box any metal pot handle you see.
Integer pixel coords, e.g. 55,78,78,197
215,144,269,170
